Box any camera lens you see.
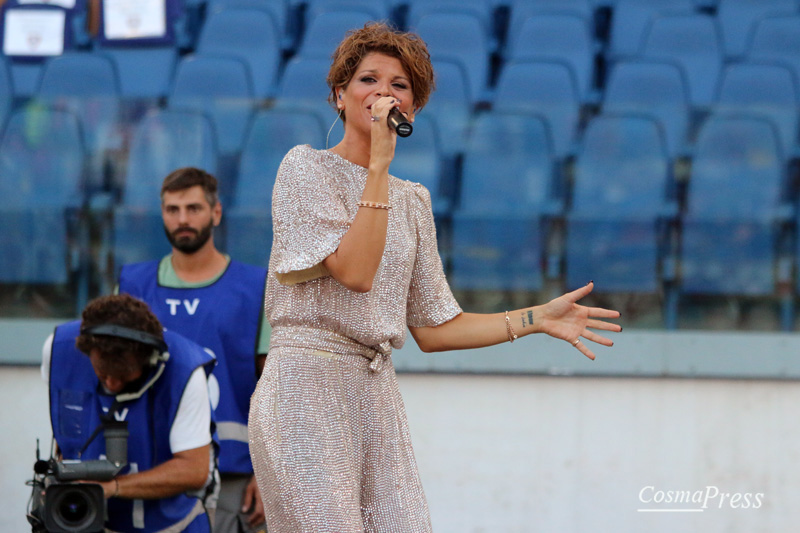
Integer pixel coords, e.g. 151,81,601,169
61,493,89,522
52,487,98,530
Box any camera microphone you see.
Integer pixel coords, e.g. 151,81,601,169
387,107,413,137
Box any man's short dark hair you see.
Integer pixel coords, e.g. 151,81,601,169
76,294,164,376
161,167,219,206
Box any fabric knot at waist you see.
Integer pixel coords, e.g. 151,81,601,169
270,326,392,372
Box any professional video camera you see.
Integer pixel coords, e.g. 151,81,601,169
27,420,128,533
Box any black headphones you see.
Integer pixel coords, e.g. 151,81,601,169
81,324,169,366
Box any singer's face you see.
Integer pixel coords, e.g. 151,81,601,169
340,52,415,133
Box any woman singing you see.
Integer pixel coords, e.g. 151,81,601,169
249,22,622,532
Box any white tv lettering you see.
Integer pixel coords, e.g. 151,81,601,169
183,298,200,315
165,298,200,315
166,299,181,315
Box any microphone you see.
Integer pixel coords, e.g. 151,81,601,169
387,107,413,137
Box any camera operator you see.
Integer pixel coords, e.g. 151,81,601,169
41,294,217,532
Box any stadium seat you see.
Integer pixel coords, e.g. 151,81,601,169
566,113,675,293
640,13,724,108
0,57,12,134
123,109,219,206
273,56,344,146
716,0,797,59
94,0,184,99
0,106,86,285
450,111,558,291
715,61,799,157
196,7,282,98
748,14,800,85
112,109,218,273
37,52,122,191
493,60,580,160
411,12,491,103
305,0,391,25
296,9,378,59
168,55,255,158
681,114,789,296
607,0,694,59
423,57,472,156
505,13,597,102
223,108,327,267
602,59,691,158
506,0,594,46
206,0,292,48
390,114,450,216
405,0,496,47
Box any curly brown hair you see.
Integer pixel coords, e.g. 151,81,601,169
76,294,164,378
161,167,219,206
327,22,435,118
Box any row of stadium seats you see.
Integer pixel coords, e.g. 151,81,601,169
3,0,800,105
3,50,800,178
0,100,797,327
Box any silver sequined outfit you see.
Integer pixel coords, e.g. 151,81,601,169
249,145,462,532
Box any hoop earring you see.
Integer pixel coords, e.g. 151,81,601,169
326,110,342,149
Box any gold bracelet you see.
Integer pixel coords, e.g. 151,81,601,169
358,200,391,210
504,311,517,343
112,478,120,498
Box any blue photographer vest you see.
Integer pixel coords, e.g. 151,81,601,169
49,321,216,533
119,259,267,474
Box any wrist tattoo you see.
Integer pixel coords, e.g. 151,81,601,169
521,310,535,328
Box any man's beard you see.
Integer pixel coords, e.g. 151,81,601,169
164,220,214,254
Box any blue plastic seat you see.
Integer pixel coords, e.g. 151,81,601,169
411,12,491,103
423,57,472,156
603,59,690,158
37,52,121,190
717,0,797,59
405,0,495,46
641,13,724,108
305,0,391,24
390,114,450,216
0,57,12,134
168,54,255,157
450,111,557,291
93,0,184,98
296,9,378,59
273,56,344,146
566,114,673,292
223,108,327,267
506,13,596,102
748,15,800,86
196,7,282,98
507,0,594,46
123,109,219,206
493,60,580,159
607,0,694,59
682,114,788,296
715,61,799,157
0,106,86,284
206,0,291,46
112,109,219,271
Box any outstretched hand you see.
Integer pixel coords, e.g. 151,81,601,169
537,282,621,360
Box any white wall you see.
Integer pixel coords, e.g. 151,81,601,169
3,368,797,533
1,366,52,533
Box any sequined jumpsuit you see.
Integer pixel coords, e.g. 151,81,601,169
249,145,462,532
